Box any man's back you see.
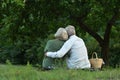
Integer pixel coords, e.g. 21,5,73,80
66,35,90,69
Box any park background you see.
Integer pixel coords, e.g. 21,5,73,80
0,0,120,80
0,1,120,79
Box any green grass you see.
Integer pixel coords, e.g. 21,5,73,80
0,64,120,80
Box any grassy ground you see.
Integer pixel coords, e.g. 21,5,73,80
0,64,120,80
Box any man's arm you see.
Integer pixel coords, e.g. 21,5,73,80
46,36,76,58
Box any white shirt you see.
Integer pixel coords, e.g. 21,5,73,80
46,35,91,69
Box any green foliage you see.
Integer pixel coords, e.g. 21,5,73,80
6,59,12,65
83,33,101,57
0,38,47,65
109,25,120,67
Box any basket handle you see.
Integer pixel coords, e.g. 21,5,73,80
92,52,98,59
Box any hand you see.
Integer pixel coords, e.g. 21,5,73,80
45,52,47,56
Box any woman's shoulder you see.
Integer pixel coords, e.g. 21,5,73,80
48,39,64,42
47,39,57,43
47,39,65,44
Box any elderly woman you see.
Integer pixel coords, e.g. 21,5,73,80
42,28,68,70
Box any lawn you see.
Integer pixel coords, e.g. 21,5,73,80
0,64,120,80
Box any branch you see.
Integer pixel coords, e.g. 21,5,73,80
77,19,104,47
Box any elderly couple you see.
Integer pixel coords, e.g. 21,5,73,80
42,25,91,70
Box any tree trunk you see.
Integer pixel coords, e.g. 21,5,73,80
101,44,109,66
102,8,119,65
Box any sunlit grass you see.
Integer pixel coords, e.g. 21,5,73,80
0,64,120,80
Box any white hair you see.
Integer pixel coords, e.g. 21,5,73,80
65,25,76,36
54,28,68,40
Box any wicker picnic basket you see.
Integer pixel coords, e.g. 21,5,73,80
89,52,103,69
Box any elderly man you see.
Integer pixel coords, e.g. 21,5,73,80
46,25,91,69
42,28,68,70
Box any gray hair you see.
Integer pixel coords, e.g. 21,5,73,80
65,25,76,36
54,28,68,40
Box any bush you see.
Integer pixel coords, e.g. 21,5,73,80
0,38,48,65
